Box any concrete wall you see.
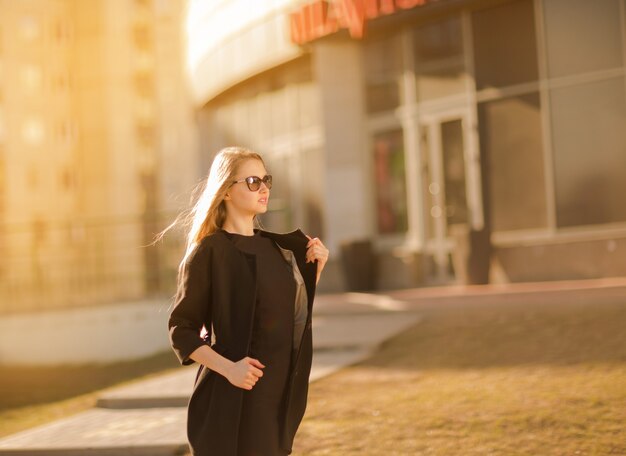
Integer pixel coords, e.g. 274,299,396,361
492,235,626,283
0,300,171,365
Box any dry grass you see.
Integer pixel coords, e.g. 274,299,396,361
293,297,626,455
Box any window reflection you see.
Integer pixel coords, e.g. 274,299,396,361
373,130,408,234
551,78,626,227
543,0,624,78
364,34,402,113
478,93,548,231
440,119,468,230
413,16,466,101
472,0,539,90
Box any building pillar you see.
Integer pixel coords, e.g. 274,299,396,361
312,40,371,256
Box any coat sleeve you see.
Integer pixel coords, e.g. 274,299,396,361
167,240,212,366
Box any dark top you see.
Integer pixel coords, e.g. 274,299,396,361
227,230,297,456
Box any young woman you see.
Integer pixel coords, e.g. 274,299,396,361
162,146,329,456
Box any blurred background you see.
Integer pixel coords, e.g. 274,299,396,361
0,0,626,455
0,0,625,442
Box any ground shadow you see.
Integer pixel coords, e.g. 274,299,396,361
0,350,179,411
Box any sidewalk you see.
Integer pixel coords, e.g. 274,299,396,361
0,292,421,455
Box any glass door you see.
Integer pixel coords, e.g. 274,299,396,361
419,109,480,283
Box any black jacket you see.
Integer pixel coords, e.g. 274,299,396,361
167,227,318,455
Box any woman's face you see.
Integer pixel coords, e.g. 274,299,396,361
224,159,270,216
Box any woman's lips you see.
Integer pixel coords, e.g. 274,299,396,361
259,198,268,204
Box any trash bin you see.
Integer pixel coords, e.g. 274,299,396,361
339,238,377,291
450,224,491,285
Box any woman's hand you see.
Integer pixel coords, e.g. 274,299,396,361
225,357,265,390
305,234,329,284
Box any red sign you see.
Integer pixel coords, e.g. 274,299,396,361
289,0,431,44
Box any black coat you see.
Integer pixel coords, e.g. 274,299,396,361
167,227,318,456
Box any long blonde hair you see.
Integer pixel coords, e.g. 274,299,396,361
155,146,267,306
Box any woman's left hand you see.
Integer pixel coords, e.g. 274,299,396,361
305,234,329,284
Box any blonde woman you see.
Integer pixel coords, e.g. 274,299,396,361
161,147,329,456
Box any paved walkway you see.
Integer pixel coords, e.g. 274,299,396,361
0,292,421,455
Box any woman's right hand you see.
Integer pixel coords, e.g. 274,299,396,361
225,357,265,390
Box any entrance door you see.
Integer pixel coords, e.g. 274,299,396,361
419,109,482,283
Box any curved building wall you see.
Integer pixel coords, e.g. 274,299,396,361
185,0,304,105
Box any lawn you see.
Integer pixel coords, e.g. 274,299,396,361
293,295,626,455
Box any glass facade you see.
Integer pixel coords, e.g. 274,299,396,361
363,0,626,243
195,0,626,289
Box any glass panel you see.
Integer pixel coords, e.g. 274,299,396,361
260,154,293,232
297,80,320,129
364,34,402,113
373,130,408,234
301,148,325,238
440,119,468,231
414,16,466,101
270,85,289,137
478,93,548,231
366,81,401,113
420,124,437,241
550,77,626,227
472,0,539,90
543,0,623,78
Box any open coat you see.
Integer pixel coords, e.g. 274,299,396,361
167,227,318,456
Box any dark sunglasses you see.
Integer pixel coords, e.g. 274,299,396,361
231,174,272,191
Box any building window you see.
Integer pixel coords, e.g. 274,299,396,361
134,71,154,97
364,34,403,114
53,72,70,91
54,20,73,43
413,15,466,101
57,120,77,146
136,121,155,148
135,0,153,8
22,119,45,145
297,80,320,129
261,155,292,232
550,77,626,227
472,0,539,90
440,119,469,228
373,129,408,234
478,93,548,232
21,65,42,92
542,0,624,78
19,16,40,41
60,167,74,190
132,23,153,50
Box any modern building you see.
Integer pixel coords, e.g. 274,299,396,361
0,0,198,313
187,0,626,292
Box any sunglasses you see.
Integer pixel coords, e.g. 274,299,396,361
231,174,273,191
